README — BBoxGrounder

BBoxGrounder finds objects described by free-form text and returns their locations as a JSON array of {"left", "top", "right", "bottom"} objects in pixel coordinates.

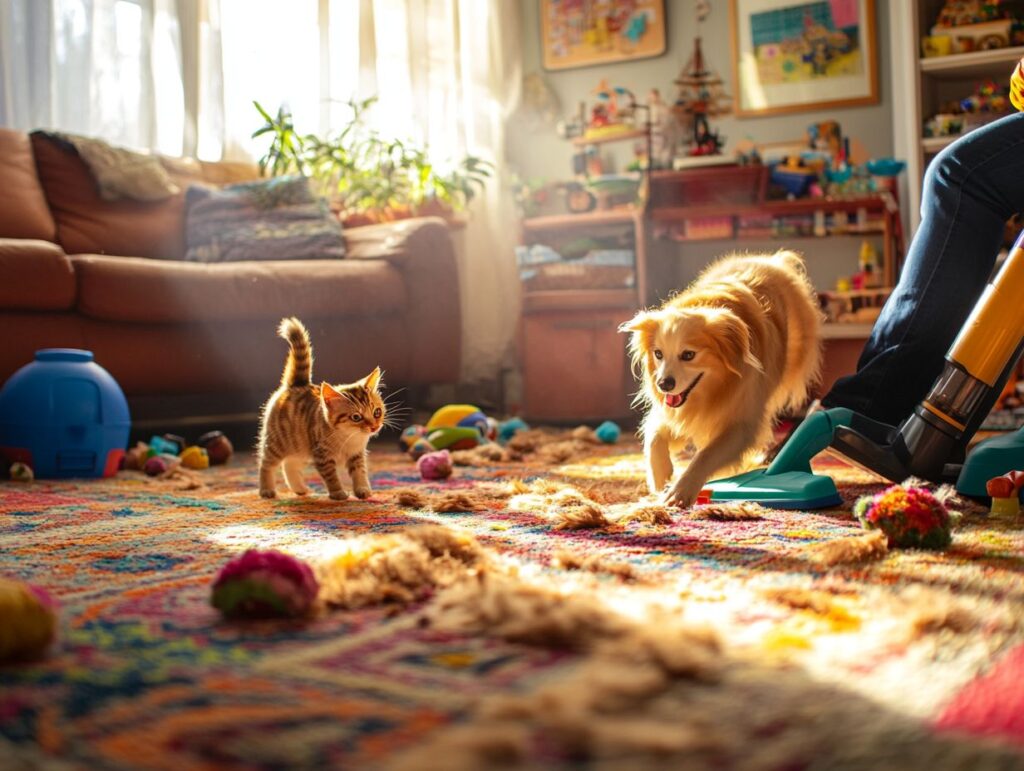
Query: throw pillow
[{"left": 184, "top": 175, "right": 345, "bottom": 262}]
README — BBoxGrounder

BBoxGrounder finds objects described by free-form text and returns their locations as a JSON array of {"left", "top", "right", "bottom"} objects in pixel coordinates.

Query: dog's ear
[
  {"left": 618, "top": 309, "right": 659, "bottom": 335},
  {"left": 619, "top": 310, "right": 660, "bottom": 378},
  {"left": 705, "top": 310, "right": 763, "bottom": 376}
]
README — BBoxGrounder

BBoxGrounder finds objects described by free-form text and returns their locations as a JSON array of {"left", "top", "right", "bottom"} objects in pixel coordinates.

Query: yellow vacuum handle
[
  {"left": 948, "top": 234, "right": 1024, "bottom": 386},
  {"left": 1012, "top": 58, "right": 1024, "bottom": 112}
]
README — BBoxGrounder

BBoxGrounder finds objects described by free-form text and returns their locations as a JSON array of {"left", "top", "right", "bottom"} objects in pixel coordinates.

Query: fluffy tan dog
[{"left": 620, "top": 251, "right": 822, "bottom": 508}]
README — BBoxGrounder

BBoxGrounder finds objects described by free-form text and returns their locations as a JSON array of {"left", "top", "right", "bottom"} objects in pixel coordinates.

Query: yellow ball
[{"left": 0, "top": 578, "right": 57, "bottom": 661}]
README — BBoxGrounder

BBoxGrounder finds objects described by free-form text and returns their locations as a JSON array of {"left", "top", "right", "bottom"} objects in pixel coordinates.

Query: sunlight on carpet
[{"left": 2, "top": 432, "right": 1024, "bottom": 769}]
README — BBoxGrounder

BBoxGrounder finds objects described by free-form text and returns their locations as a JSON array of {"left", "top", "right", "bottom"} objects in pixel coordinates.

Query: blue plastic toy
[
  {"left": 0, "top": 349, "right": 130, "bottom": 478},
  {"left": 498, "top": 417, "right": 530, "bottom": 445}
]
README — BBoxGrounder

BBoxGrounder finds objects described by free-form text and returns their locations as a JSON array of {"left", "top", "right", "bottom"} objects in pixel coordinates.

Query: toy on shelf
[
  {"left": 928, "top": 1, "right": 1012, "bottom": 54},
  {"left": 211, "top": 549, "right": 319, "bottom": 619},
  {"left": 986, "top": 470, "right": 1024, "bottom": 515},
  {"left": 672, "top": 36, "right": 730, "bottom": 157},
  {"left": 854, "top": 485, "right": 953, "bottom": 549},
  {"left": 0, "top": 349, "right": 130, "bottom": 479}
]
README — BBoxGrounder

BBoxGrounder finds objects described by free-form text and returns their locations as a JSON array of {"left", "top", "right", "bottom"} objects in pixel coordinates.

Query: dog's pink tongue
[{"left": 665, "top": 393, "right": 683, "bottom": 408}]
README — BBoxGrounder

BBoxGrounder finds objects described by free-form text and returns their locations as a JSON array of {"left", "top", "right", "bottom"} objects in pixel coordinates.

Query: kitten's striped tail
[{"left": 278, "top": 317, "right": 312, "bottom": 387}]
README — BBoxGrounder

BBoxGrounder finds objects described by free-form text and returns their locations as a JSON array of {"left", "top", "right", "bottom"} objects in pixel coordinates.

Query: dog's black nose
[{"left": 657, "top": 376, "right": 675, "bottom": 392}]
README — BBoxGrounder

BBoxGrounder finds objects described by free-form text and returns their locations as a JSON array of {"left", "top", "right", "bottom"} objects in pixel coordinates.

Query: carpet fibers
[{"left": 2, "top": 434, "right": 1024, "bottom": 770}]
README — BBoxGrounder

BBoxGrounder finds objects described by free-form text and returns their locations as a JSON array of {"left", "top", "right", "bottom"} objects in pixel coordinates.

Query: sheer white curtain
[
  {"left": 0, "top": 0, "right": 521, "bottom": 384},
  {"left": 0, "top": 0, "right": 190, "bottom": 155},
  {"left": 210, "top": 0, "right": 522, "bottom": 384}
]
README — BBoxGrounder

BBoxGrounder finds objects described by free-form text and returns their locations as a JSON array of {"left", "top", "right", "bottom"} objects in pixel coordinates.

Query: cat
[{"left": 258, "top": 317, "right": 386, "bottom": 500}]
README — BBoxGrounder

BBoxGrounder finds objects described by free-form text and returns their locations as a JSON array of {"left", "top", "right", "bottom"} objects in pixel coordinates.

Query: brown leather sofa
[{"left": 0, "top": 129, "right": 461, "bottom": 423}]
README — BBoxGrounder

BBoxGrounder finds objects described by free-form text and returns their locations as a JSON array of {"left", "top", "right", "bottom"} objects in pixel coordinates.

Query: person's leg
[{"left": 822, "top": 112, "right": 1024, "bottom": 426}]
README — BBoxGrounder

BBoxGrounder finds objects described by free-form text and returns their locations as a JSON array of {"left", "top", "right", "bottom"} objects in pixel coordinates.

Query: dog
[{"left": 620, "top": 251, "right": 822, "bottom": 508}]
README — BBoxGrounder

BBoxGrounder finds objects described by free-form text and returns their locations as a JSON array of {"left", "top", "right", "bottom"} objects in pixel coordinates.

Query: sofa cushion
[
  {"left": 30, "top": 132, "right": 201, "bottom": 260},
  {"left": 0, "top": 239, "right": 76, "bottom": 311},
  {"left": 0, "top": 130, "right": 58, "bottom": 241},
  {"left": 184, "top": 176, "right": 345, "bottom": 262},
  {"left": 70, "top": 254, "right": 406, "bottom": 323}
]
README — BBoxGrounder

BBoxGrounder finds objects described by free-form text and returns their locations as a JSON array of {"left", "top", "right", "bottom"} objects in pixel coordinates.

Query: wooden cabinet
[
  {"left": 520, "top": 299, "right": 634, "bottom": 422},
  {"left": 517, "top": 210, "right": 643, "bottom": 422}
]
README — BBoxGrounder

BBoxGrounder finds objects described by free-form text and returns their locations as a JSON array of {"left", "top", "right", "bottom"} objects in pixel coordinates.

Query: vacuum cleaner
[{"left": 705, "top": 229, "right": 1024, "bottom": 508}]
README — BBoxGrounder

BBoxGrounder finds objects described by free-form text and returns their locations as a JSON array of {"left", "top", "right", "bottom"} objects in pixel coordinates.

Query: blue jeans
[{"left": 822, "top": 112, "right": 1024, "bottom": 434}]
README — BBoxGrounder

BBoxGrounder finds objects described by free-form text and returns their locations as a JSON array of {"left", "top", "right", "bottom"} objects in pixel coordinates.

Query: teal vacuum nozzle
[{"left": 703, "top": 408, "right": 853, "bottom": 509}]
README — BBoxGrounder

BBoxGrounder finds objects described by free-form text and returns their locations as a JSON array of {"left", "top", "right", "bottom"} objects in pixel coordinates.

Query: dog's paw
[
  {"left": 662, "top": 477, "right": 704, "bottom": 509},
  {"left": 354, "top": 485, "right": 372, "bottom": 500},
  {"left": 259, "top": 488, "right": 277, "bottom": 499}
]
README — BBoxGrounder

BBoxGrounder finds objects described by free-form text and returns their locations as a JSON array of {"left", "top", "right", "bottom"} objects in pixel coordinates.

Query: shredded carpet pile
[{"left": 2, "top": 433, "right": 1024, "bottom": 770}]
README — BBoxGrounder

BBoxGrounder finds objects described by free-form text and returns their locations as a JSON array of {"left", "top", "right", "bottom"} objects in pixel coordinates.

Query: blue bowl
[{"left": 866, "top": 158, "right": 906, "bottom": 177}]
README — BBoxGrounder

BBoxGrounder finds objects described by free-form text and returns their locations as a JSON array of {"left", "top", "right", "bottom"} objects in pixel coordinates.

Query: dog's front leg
[
  {"left": 664, "top": 425, "right": 757, "bottom": 508},
  {"left": 645, "top": 429, "right": 674, "bottom": 495}
]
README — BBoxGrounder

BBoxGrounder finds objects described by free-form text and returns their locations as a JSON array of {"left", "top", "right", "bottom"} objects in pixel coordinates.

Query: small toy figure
[
  {"left": 672, "top": 36, "right": 730, "bottom": 157},
  {"left": 986, "top": 470, "right": 1024, "bottom": 515}
]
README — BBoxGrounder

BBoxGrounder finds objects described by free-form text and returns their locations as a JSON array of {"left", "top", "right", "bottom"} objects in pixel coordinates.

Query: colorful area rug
[{"left": 2, "top": 435, "right": 1024, "bottom": 770}]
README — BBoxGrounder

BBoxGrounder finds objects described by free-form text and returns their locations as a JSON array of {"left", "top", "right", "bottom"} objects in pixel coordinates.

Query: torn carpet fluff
[
  {"left": 392, "top": 488, "right": 491, "bottom": 512},
  {"left": 397, "top": 565, "right": 1024, "bottom": 771},
  {"left": 316, "top": 525, "right": 485, "bottom": 609},
  {"left": 804, "top": 529, "right": 888, "bottom": 566},
  {"left": 552, "top": 550, "right": 638, "bottom": 581},
  {"left": 506, "top": 480, "right": 612, "bottom": 530},
  {"left": 618, "top": 501, "right": 676, "bottom": 525},
  {"left": 684, "top": 501, "right": 767, "bottom": 521}
]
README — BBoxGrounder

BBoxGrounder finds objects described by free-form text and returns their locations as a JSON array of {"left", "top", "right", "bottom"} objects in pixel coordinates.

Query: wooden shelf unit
[{"left": 515, "top": 164, "right": 904, "bottom": 419}]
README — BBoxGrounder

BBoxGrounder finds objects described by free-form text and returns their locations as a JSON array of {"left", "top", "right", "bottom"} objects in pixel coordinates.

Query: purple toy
[
  {"left": 417, "top": 449, "right": 453, "bottom": 481},
  {"left": 211, "top": 549, "right": 319, "bottom": 618}
]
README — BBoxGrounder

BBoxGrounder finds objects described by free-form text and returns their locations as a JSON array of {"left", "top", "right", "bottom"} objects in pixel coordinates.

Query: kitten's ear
[
  {"left": 320, "top": 382, "right": 344, "bottom": 413},
  {"left": 362, "top": 366, "right": 382, "bottom": 391}
]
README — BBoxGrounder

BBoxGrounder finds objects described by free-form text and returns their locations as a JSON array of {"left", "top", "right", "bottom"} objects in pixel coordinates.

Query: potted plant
[{"left": 252, "top": 98, "right": 492, "bottom": 226}]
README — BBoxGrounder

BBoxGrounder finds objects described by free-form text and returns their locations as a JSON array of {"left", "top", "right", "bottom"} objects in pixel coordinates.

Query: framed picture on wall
[
  {"left": 540, "top": 0, "right": 667, "bottom": 71},
  {"left": 729, "top": 0, "right": 878, "bottom": 117}
]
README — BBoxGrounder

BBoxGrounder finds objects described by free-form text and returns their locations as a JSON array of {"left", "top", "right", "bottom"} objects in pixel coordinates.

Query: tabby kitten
[{"left": 258, "top": 317, "right": 386, "bottom": 500}]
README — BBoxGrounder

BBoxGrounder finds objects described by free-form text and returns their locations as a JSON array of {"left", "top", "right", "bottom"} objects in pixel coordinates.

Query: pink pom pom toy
[
  {"left": 417, "top": 449, "right": 453, "bottom": 481},
  {"left": 211, "top": 549, "right": 319, "bottom": 618}
]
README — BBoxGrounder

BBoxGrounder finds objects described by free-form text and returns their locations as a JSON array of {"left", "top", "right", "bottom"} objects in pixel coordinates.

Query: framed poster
[
  {"left": 541, "top": 0, "right": 667, "bottom": 71},
  {"left": 730, "top": 0, "right": 878, "bottom": 117}
]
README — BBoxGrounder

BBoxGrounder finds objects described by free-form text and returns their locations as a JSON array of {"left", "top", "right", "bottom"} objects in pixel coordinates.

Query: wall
[{"left": 508, "top": 0, "right": 893, "bottom": 183}]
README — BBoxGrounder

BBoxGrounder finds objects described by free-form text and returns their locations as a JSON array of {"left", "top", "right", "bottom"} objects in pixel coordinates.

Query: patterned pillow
[{"left": 184, "top": 175, "right": 345, "bottom": 262}]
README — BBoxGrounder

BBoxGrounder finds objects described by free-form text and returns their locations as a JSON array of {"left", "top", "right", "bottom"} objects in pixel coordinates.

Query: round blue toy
[
  {"left": 0, "top": 349, "right": 130, "bottom": 478},
  {"left": 595, "top": 420, "right": 621, "bottom": 444}
]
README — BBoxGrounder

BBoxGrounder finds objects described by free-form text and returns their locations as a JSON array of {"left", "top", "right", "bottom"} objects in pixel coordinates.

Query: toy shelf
[
  {"left": 919, "top": 45, "right": 1024, "bottom": 78},
  {"left": 520, "top": 206, "right": 641, "bottom": 233},
  {"left": 571, "top": 128, "right": 648, "bottom": 146}
]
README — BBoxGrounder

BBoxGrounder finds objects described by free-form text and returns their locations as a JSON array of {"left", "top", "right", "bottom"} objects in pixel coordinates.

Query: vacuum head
[{"left": 704, "top": 408, "right": 853, "bottom": 509}]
